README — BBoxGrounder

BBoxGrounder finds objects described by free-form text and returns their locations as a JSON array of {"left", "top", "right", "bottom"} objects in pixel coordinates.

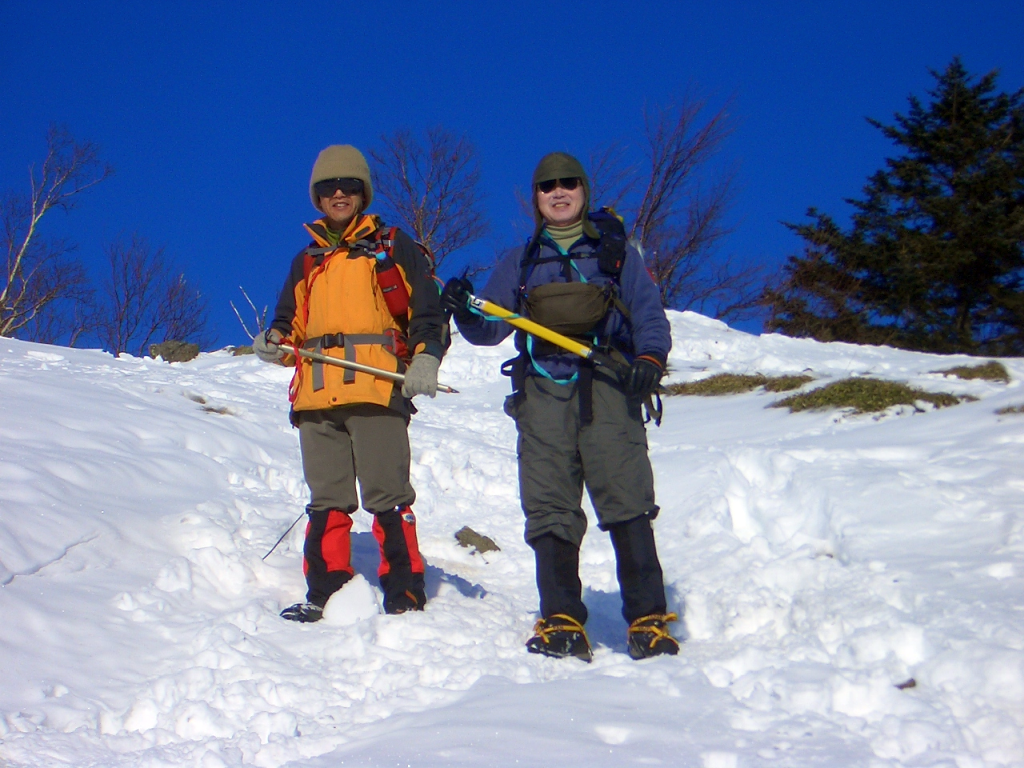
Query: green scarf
[
  {"left": 544, "top": 220, "right": 584, "bottom": 254},
  {"left": 321, "top": 226, "right": 342, "bottom": 246}
]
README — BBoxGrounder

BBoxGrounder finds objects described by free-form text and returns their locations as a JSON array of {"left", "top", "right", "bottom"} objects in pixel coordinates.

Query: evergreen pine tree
[{"left": 764, "top": 58, "right": 1024, "bottom": 354}]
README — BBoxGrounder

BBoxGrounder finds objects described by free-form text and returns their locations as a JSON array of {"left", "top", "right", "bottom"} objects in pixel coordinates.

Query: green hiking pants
[
  {"left": 297, "top": 404, "right": 415, "bottom": 514},
  {"left": 507, "top": 370, "right": 658, "bottom": 548}
]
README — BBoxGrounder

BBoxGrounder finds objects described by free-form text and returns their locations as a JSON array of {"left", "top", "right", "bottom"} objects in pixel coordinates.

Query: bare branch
[
  {"left": 587, "top": 142, "right": 640, "bottom": 212},
  {"left": 159, "top": 273, "right": 211, "bottom": 350},
  {"left": 590, "top": 97, "right": 764, "bottom": 320},
  {"left": 512, "top": 185, "right": 536, "bottom": 238},
  {"left": 94, "top": 234, "right": 209, "bottom": 356},
  {"left": 370, "top": 127, "right": 489, "bottom": 270},
  {"left": 1, "top": 126, "right": 111, "bottom": 340},
  {"left": 631, "top": 98, "right": 733, "bottom": 247},
  {"left": 229, "top": 286, "right": 267, "bottom": 340},
  {"left": 95, "top": 235, "right": 161, "bottom": 354}
]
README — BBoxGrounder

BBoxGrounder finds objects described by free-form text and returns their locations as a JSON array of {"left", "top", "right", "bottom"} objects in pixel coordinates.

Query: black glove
[
  {"left": 626, "top": 355, "right": 664, "bottom": 397},
  {"left": 440, "top": 277, "right": 475, "bottom": 323}
]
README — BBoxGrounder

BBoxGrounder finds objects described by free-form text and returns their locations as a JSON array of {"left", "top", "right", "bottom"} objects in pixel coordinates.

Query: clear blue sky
[{"left": 2, "top": 1, "right": 1022, "bottom": 346}]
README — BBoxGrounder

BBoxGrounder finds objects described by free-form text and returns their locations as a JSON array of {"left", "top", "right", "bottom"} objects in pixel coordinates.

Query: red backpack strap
[
  {"left": 299, "top": 246, "right": 335, "bottom": 330},
  {"left": 302, "top": 244, "right": 335, "bottom": 280},
  {"left": 373, "top": 226, "right": 399, "bottom": 255}
]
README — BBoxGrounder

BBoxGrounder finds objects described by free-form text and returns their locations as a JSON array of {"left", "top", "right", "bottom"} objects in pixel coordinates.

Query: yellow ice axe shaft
[
  {"left": 467, "top": 294, "right": 628, "bottom": 377},
  {"left": 294, "top": 347, "right": 459, "bottom": 394}
]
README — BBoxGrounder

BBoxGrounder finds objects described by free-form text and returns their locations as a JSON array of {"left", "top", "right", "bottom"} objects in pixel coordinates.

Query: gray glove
[
  {"left": 401, "top": 353, "right": 440, "bottom": 398},
  {"left": 253, "top": 328, "right": 285, "bottom": 363}
]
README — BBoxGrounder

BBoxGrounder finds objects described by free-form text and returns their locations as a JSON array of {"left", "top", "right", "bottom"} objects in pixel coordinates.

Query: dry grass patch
[
  {"left": 764, "top": 375, "right": 817, "bottom": 392},
  {"left": 201, "top": 405, "right": 233, "bottom": 415},
  {"left": 664, "top": 373, "right": 813, "bottom": 397},
  {"left": 772, "top": 377, "right": 971, "bottom": 414},
  {"left": 995, "top": 404, "right": 1024, "bottom": 415},
  {"left": 933, "top": 360, "right": 1010, "bottom": 383}
]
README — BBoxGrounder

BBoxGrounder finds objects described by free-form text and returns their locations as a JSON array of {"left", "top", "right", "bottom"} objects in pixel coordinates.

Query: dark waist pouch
[{"left": 523, "top": 282, "right": 612, "bottom": 337}]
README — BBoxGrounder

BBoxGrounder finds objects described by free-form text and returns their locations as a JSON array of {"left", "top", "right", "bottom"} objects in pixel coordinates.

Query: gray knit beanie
[
  {"left": 309, "top": 145, "right": 373, "bottom": 212},
  {"left": 531, "top": 152, "right": 598, "bottom": 240}
]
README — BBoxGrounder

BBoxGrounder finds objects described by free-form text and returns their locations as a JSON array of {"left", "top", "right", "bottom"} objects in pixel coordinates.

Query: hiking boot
[
  {"left": 385, "top": 589, "right": 425, "bottom": 615},
  {"left": 627, "top": 613, "right": 680, "bottom": 659},
  {"left": 280, "top": 602, "right": 324, "bottom": 623},
  {"left": 526, "top": 614, "right": 593, "bottom": 662},
  {"left": 374, "top": 507, "right": 427, "bottom": 615}
]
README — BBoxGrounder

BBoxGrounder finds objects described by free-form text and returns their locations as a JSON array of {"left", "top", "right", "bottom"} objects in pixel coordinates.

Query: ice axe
[
  {"left": 293, "top": 347, "right": 459, "bottom": 394},
  {"left": 466, "top": 293, "right": 630, "bottom": 379},
  {"left": 465, "top": 293, "right": 663, "bottom": 424}
]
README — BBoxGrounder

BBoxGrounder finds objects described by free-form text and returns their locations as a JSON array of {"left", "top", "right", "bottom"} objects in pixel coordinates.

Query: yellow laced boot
[
  {"left": 526, "top": 613, "right": 593, "bottom": 662},
  {"left": 627, "top": 612, "right": 679, "bottom": 659}
]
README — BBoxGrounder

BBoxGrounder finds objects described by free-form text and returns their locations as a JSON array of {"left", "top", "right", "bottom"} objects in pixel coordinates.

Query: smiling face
[
  {"left": 536, "top": 180, "right": 585, "bottom": 228},
  {"left": 319, "top": 189, "right": 364, "bottom": 231}
]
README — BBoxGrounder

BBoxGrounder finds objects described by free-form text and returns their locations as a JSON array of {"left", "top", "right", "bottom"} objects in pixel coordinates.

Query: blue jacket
[{"left": 455, "top": 228, "right": 672, "bottom": 380}]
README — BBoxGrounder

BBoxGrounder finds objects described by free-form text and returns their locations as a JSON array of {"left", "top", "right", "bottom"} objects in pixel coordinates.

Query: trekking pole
[
  {"left": 293, "top": 347, "right": 459, "bottom": 394},
  {"left": 263, "top": 511, "right": 305, "bottom": 560},
  {"left": 466, "top": 294, "right": 630, "bottom": 379}
]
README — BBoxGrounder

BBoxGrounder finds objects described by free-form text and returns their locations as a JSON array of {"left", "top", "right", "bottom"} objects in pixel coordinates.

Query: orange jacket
[{"left": 270, "top": 214, "right": 446, "bottom": 413}]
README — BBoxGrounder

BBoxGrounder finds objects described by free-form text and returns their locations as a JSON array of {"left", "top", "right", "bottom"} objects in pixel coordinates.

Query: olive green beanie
[
  {"left": 308, "top": 145, "right": 373, "bottom": 212},
  {"left": 531, "top": 152, "right": 599, "bottom": 240}
]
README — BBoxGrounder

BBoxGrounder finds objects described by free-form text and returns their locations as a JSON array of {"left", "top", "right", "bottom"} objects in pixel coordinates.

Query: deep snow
[{"left": 1, "top": 312, "right": 1023, "bottom": 767}]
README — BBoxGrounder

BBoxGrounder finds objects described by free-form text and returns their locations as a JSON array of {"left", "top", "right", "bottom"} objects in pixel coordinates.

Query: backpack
[
  {"left": 503, "top": 208, "right": 646, "bottom": 424},
  {"left": 513, "top": 207, "right": 632, "bottom": 358},
  {"left": 516, "top": 207, "right": 627, "bottom": 300}
]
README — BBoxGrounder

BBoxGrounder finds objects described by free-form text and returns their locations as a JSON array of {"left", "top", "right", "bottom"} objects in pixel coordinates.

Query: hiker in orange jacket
[{"left": 254, "top": 145, "right": 446, "bottom": 621}]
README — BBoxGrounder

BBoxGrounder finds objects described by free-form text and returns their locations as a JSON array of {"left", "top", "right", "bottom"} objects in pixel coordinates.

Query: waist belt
[{"left": 303, "top": 333, "right": 394, "bottom": 390}]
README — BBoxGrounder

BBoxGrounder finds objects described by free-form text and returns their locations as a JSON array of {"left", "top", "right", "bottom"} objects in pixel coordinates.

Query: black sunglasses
[
  {"left": 313, "top": 177, "right": 365, "bottom": 198},
  {"left": 536, "top": 177, "right": 581, "bottom": 194}
]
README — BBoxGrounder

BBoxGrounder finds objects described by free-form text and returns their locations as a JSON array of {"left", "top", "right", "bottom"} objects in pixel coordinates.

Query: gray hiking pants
[
  {"left": 507, "top": 371, "right": 657, "bottom": 548},
  {"left": 297, "top": 405, "right": 415, "bottom": 514}
]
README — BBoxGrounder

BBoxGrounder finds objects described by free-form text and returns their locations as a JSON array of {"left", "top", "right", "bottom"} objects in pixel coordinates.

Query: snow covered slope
[{"left": 1, "top": 312, "right": 1023, "bottom": 767}]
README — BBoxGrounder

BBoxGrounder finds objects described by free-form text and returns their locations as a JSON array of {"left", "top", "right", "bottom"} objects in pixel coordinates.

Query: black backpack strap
[
  {"left": 500, "top": 351, "right": 528, "bottom": 407},
  {"left": 517, "top": 237, "right": 541, "bottom": 310},
  {"left": 520, "top": 210, "right": 627, "bottom": 298},
  {"left": 518, "top": 235, "right": 583, "bottom": 303},
  {"left": 512, "top": 213, "right": 633, "bottom": 415},
  {"left": 578, "top": 361, "right": 595, "bottom": 425}
]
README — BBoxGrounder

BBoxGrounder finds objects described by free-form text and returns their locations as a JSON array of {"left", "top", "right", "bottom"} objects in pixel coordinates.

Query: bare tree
[
  {"left": 370, "top": 127, "right": 489, "bottom": 270},
  {"left": 599, "top": 99, "right": 766, "bottom": 322},
  {"left": 1, "top": 126, "right": 111, "bottom": 340},
  {"left": 629, "top": 100, "right": 730, "bottom": 245},
  {"left": 639, "top": 170, "right": 741, "bottom": 311},
  {"left": 587, "top": 142, "right": 639, "bottom": 212},
  {"left": 160, "top": 272, "right": 211, "bottom": 346},
  {"left": 95, "top": 234, "right": 209, "bottom": 356},
  {"left": 17, "top": 280, "right": 94, "bottom": 346}
]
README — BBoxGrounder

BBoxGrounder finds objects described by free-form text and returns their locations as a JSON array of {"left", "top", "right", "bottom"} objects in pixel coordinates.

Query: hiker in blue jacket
[{"left": 441, "top": 152, "right": 680, "bottom": 661}]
